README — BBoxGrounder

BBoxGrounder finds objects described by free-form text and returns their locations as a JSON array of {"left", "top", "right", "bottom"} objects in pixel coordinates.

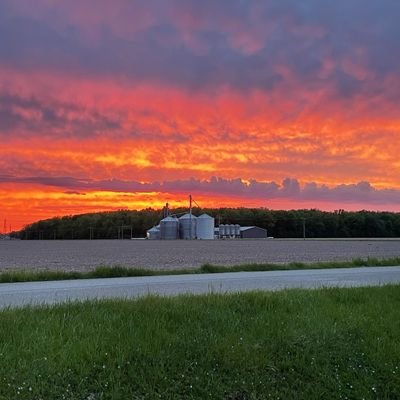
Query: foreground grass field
[
  {"left": 2, "top": 256, "right": 400, "bottom": 283},
  {"left": 0, "top": 286, "right": 399, "bottom": 399}
]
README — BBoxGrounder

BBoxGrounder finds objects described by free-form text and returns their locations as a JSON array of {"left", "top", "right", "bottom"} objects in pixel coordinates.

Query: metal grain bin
[
  {"left": 179, "top": 213, "right": 197, "bottom": 239},
  {"left": 219, "top": 224, "right": 226, "bottom": 237},
  {"left": 196, "top": 213, "right": 215, "bottom": 239},
  {"left": 146, "top": 225, "right": 160, "bottom": 240},
  {"left": 234, "top": 224, "right": 240, "bottom": 237},
  {"left": 160, "top": 216, "right": 179, "bottom": 240}
]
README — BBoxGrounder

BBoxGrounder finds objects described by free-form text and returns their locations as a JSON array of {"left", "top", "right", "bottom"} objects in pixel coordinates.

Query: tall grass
[
  {"left": 0, "top": 285, "right": 399, "bottom": 399},
  {"left": 1, "top": 257, "right": 400, "bottom": 283}
]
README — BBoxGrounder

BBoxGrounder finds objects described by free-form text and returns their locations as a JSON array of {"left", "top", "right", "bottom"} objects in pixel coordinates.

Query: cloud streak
[{"left": 2, "top": 175, "right": 400, "bottom": 206}]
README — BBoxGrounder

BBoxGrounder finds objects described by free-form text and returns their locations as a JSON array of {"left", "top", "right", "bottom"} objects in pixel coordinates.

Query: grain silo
[
  {"left": 196, "top": 213, "right": 215, "bottom": 239},
  {"left": 160, "top": 216, "right": 179, "bottom": 240},
  {"left": 219, "top": 224, "right": 226, "bottom": 237},
  {"left": 234, "top": 224, "right": 240, "bottom": 237},
  {"left": 146, "top": 225, "right": 160, "bottom": 240},
  {"left": 179, "top": 213, "right": 197, "bottom": 239}
]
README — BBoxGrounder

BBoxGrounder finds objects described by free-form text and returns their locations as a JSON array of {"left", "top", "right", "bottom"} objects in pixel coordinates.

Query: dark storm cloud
[
  {"left": 0, "top": 93, "right": 123, "bottom": 137},
  {"left": 1, "top": 0, "right": 399, "bottom": 96},
  {"left": 2, "top": 174, "right": 400, "bottom": 206}
]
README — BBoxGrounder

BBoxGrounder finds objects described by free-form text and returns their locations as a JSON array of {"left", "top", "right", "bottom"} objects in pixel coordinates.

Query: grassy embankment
[
  {"left": 1, "top": 256, "right": 400, "bottom": 283},
  {"left": 0, "top": 285, "right": 399, "bottom": 399}
]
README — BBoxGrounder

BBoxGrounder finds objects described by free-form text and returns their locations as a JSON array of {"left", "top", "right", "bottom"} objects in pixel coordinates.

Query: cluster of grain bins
[
  {"left": 218, "top": 224, "right": 241, "bottom": 238},
  {"left": 147, "top": 214, "right": 268, "bottom": 240},
  {"left": 147, "top": 213, "right": 215, "bottom": 240}
]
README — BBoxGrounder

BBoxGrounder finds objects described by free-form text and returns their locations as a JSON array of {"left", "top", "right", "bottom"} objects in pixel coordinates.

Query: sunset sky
[{"left": 1, "top": 0, "right": 400, "bottom": 230}]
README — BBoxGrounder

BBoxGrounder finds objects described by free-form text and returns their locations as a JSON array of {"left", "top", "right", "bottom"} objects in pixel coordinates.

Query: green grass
[
  {"left": 0, "top": 285, "right": 399, "bottom": 399},
  {"left": 199, "top": 256, "right": 400, "bottom": 273},
  {"left": 1, "top": 256, "right": 400, "bottom": 283}
]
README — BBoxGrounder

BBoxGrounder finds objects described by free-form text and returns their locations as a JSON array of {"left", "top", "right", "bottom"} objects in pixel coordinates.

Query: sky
[{"left": 1, "top": 0, "right": 400, "bottom": 230}]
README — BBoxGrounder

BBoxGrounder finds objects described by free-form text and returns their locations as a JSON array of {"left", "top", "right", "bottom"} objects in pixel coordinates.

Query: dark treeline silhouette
[{"left": 12, "top": 208, "right": 400, "bottom": 240}]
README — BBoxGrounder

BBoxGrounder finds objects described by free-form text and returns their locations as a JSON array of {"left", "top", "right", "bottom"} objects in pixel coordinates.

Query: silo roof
[
  {"left": 198, "top": 213, "right": 213, "bottom": 219},
  {"left": 179, "top": 213, "right": 197, "bottom": 219},
  {"left": 161, "top": 216, "right": 178, "bottom": 222}
]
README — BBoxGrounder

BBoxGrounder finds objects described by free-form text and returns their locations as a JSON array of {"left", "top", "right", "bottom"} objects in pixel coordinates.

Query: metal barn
[{"left": 240, "top": 226, "right": 267, "bottom": 239}]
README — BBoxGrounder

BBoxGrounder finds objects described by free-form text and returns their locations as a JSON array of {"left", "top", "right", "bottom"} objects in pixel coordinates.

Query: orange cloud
[{"left": 1, "top": 61, "right": 400, "bottom": 229}]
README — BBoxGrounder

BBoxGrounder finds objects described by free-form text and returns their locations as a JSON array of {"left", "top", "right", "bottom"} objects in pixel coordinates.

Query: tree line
[{"left": 12, "top": 208, "right": 400, "bottom": 239}]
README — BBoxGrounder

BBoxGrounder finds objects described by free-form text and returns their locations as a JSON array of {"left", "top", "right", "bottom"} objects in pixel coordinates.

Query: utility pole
[
  {"left": 118, "top": 225, "right": 126, "bottom": 239},
  {"left": 302, "top": 218, "right": 306, "bottom": 240},
  {"left": 189, "top": 194, "right": 192, "bottom": 240}
]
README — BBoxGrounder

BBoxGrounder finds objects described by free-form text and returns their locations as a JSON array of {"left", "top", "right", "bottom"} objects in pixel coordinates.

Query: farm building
[
  {"left": 146, "top": 196, "right": 267, "bottom": 240},
  {"left": 214, "top": 225, "right": 267, "bottom": 239},
  {"left": 239, "top": 226, "right": 268, "bottom": 239},
  {"left": 147, "top": 215, "right": 268, "bottom": 240}
]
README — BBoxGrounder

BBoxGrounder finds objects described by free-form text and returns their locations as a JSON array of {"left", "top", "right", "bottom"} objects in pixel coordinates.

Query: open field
[
  {"left": 1, "top": 239, "right": 400, "bottom": 272},
  {"left": 0, "top": 286, "right": 399, "bottom": 399}
]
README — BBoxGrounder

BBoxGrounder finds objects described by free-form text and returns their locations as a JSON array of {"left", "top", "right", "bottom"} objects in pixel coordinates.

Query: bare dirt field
[{"left": 1, "top": 239, "right": 400, "bottom": 272}]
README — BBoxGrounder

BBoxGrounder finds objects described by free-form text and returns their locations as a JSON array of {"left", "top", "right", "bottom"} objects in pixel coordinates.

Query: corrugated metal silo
[
  {"left": 224, "top": 224, "right": 229, "bottom": 236},
  {"left": 146, "top": 225, "right": 160, "bottom": 240},
  {"left": 196, "top": 213, "right": 215, "bottom": 239},
  {"left": 219, "top": 224, "right": 226, "bottom": 237},
  {"left": 234, "top": 224, "right": 240, "bottom": 237},
  {"left": 179, "top": 213, "right": 197, "bottom": 239},
  {"left": 160, "top": 216, "right": 179, "bottom": 240},
  {"left": 229, "top": 224, "right": 235, "bottom": 236}
]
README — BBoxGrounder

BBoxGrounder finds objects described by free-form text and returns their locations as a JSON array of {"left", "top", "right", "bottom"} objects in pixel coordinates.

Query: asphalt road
[{"left": 1, "top": 266, "right": 400, "bottom": 308}]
